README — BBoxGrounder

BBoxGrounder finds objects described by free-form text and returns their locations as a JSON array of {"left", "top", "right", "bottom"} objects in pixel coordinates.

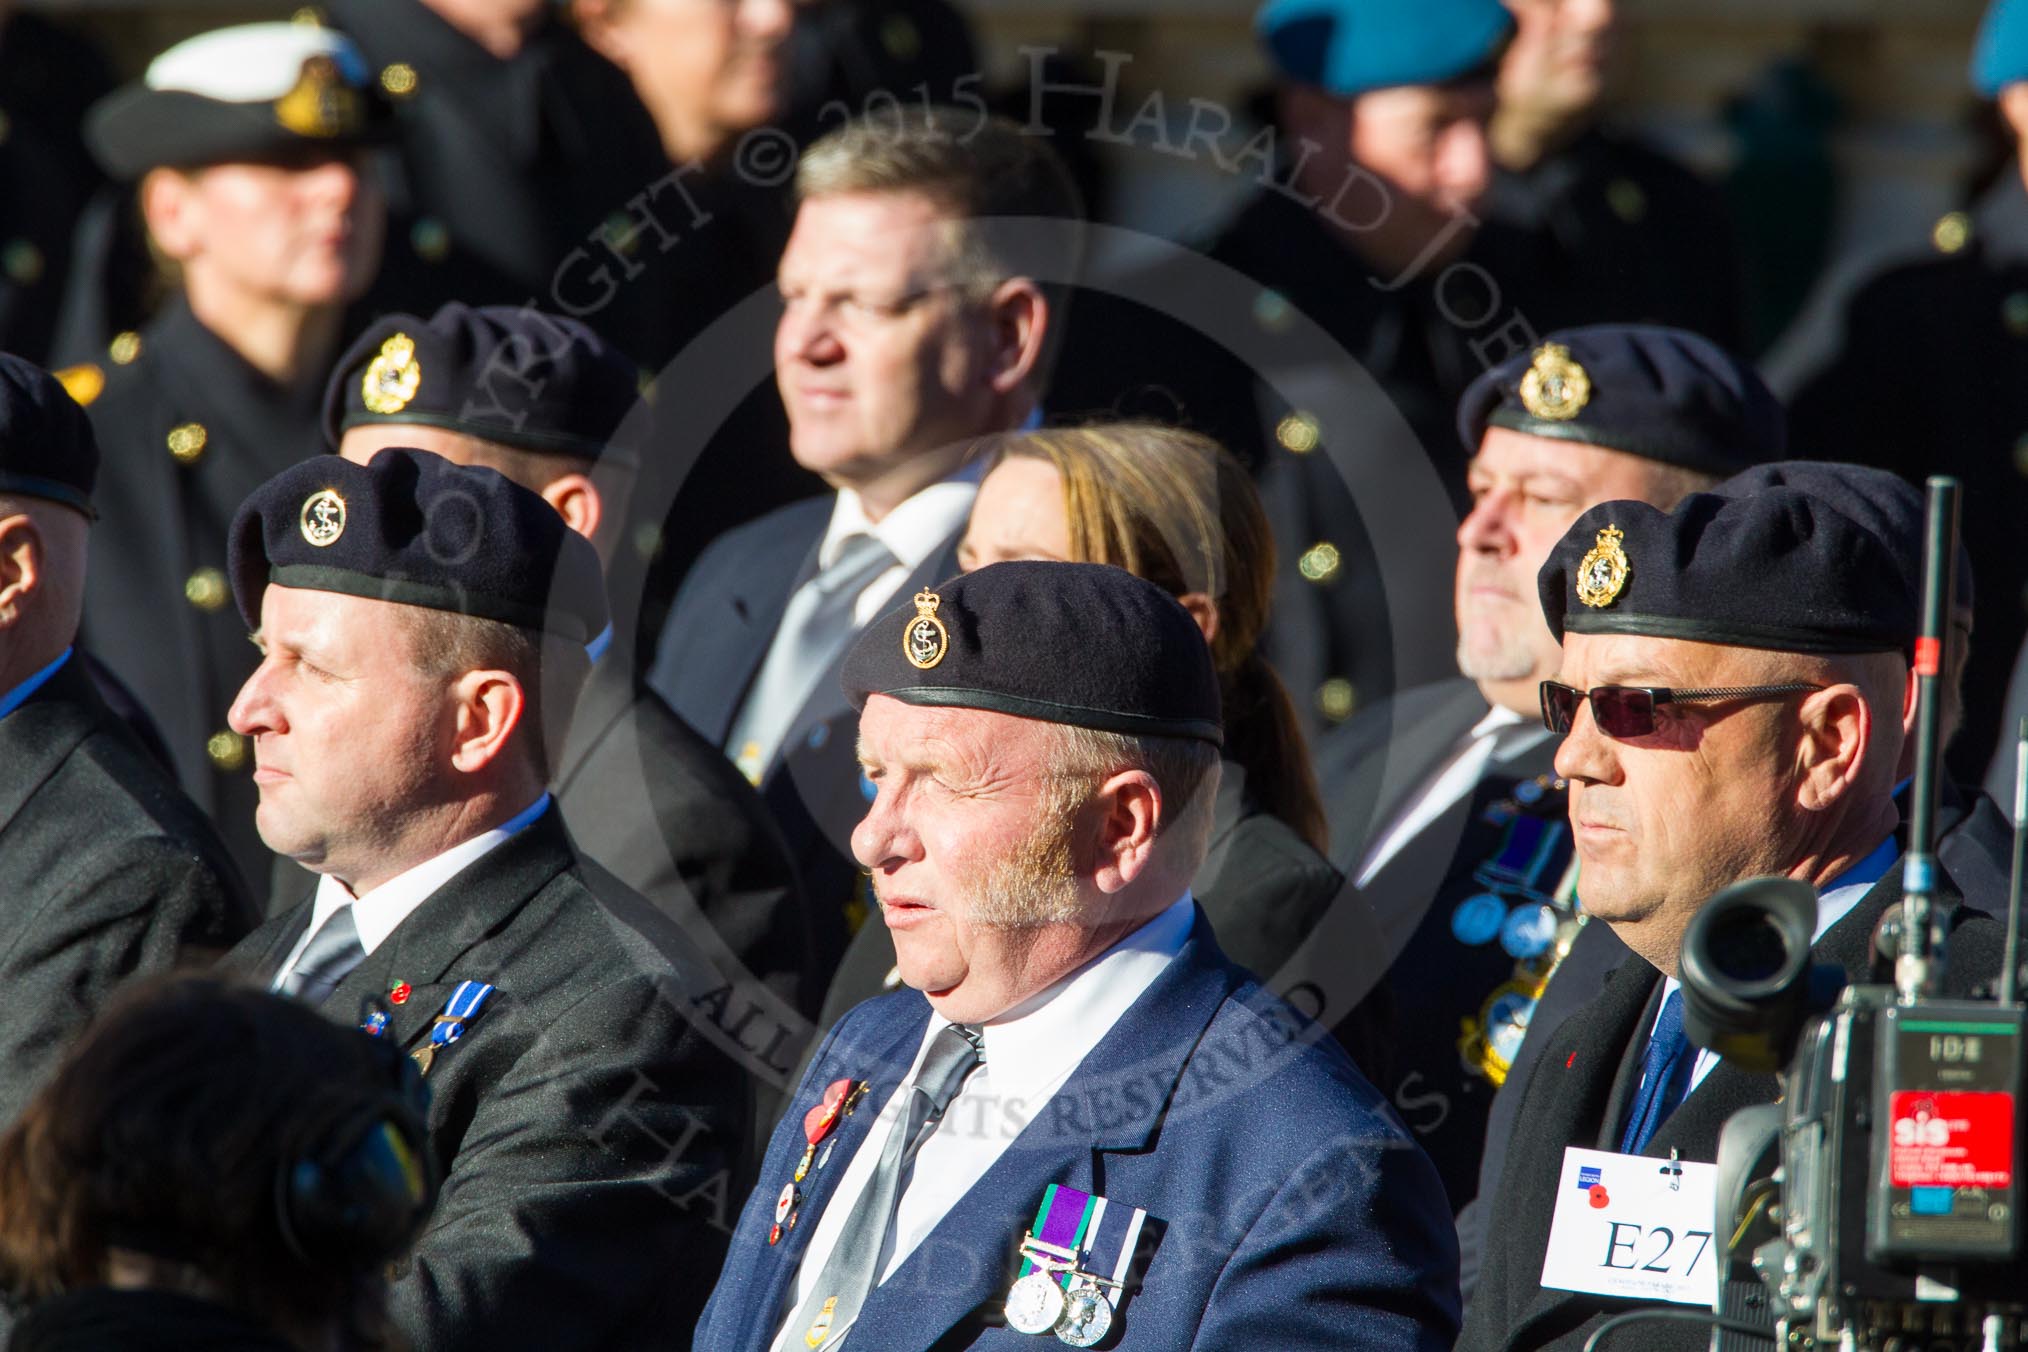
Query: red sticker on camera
[{"left": 1888, "top": 1091, "right": 2015, "bottom": 1188}]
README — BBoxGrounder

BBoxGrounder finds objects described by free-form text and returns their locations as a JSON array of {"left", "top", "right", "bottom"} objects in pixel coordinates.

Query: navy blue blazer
[{"left": 695, "top": 909, "right": 1461, "bottom": 1352}]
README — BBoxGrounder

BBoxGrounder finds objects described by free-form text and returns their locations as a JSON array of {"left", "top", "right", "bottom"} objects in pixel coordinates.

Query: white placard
[{"left": 1539, "top": 1146, "right": 1721, "bottom": 1307}]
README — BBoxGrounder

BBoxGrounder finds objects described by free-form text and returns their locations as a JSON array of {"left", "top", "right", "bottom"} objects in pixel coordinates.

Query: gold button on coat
[
  {"left": 185, "top": 567, "right": 229, "bottom": 612},
  {"left": 167, "top": 423, "right": 208, "bottom": 464},
  {"left": 207, "top": 730, "right": 248, "bottom": 772}
]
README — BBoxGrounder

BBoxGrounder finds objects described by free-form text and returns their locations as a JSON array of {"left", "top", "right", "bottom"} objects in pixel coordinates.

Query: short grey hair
[{"left": 1048, "top": 725, "right": 1222, "bottom": 868}]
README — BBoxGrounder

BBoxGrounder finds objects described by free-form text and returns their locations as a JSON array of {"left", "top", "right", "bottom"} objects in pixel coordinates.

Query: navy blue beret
[
  {"left": 842, "top": 561, "right": 1223, "bottom": 746},
  {"left": 1257, "top": 0, "right": 1512, "bottom": 96},
  {"left": 1458, "top": 325, "right": 1783, "bottom": 476},
  {"left": 87, "top": 24, "right": 385, "bottom": 180},
  {"left": 228, "top": 449, "right": 608, "bottom": 643},
  {"left": 0, "top": 355, "right": 97, "bottom": 517},
  {"left": 1714, "top": 461, "right": 1974, "bottom": 616},
  {"left": 1538, "top": 489, "right": 1915, "bottom": 655},
  {"left": 1974, "top": 0, "right": 2028, "bottom": 96},
  {"left": 326, "top": 304, "right": 643, "bottom": 464}
]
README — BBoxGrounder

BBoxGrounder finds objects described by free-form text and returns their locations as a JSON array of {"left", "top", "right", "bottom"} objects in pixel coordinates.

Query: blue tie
[{"left": 1620, "top": 990, "right": 1694, "bottom": 1154}]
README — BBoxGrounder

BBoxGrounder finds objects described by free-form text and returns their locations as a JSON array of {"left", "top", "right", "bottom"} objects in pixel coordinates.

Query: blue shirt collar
[
  {"left": 0, "top": 647, "right": 72, "bottom": 722},
  {"left": 500, "top": 792, "right": 552, "bottom": 837}
]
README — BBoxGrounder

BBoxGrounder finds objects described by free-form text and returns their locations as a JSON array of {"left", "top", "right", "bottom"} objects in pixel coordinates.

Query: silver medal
[
  {"left": 1054, "top": 1277, "right": 1112, "bottom": 1347},
  {"left": 1003, "top": 1271, "right": 1066, "bottom": 1335}
]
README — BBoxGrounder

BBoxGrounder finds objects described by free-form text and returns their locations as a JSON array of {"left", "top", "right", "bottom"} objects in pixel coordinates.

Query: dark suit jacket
[
  {"left": 1458, "top": 869, "right": 2010, "bottom": 1352},
  {"left": 647, "top": 494, "right": 963, "bottom": 949},
  {"left": 696, "top": 908, "right": 1461, "bottom": 1352},
  {"left": 1302, "top": 678, "right": 1568, "bottom": 1207},
  {"left": 556, "top": 652, "right": 820, "bottom": 1020},
  {"left": 228, "top": 811, "right": 754, "bottom": 1351},
  {"left": 0, "top": 654, "right": 254, "bottom": 1127}
]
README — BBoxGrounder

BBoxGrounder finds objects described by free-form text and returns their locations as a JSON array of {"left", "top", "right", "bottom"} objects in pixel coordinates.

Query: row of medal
[
  {"left": 1004, "top": 1234, "right": 1120, "bottom": 1348},
  {"left": 771, "top": 1076, "right": 870, "bottom": 1245}
]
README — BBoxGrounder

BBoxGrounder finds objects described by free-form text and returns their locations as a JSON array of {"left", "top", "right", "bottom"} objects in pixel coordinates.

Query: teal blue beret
[
  {"left": 1973, "top": 0, "right": 2028, "bottom": 96},
  {"left": 1257, "top": 0, "right": 1513, "bottom": 96}
]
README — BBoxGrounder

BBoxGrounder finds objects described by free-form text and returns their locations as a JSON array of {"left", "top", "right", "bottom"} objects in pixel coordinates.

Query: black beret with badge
[
  {"left": 1538, "top": 489, "right": 1917, "bottom": 655},
  {"left": 842, "top": 561, "right": 1223, "bottom": 745},
  {"left": 86, "top": 22, "right": 383, "bottom": 180},
  {"left": 1458, "top": 324, "right": 1784, "bottom": 476},
  {"left": 228, "top": 448, "right": 608, "bottom": 643},
  {"left": 1713, "top": 460, "right": 1974, "bottom": 615},
  {"left": 326, "top": 304, "right": 644, "bottom": 464},
  {"left": 0, "top": 354, "right": 99, "bottom": 518}
]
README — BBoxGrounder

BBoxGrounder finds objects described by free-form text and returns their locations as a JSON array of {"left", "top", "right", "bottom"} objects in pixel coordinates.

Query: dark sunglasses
[{"left": 1539, "top": 680, "right": 1826, "bottom": 738}]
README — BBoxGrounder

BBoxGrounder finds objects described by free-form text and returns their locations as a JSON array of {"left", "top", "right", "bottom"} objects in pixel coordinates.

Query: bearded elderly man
[
  {"left": 695, "top": 562, "right": 1459, "bottom": 1352},
  {"left": 220, "top": 449, "right": 750, "bottom": 1351},
  {"left": 1460, "top": 489, "right": 2011, "bottom": 1352}
]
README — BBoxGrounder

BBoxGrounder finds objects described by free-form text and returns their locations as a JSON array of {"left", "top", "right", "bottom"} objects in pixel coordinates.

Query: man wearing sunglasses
[
  {"left": 1296, "top": 324, "right": 1779, "bottom": 1225},
  {"left": 1460, "top": 486, "right": 2012, "bottom": 1352}
]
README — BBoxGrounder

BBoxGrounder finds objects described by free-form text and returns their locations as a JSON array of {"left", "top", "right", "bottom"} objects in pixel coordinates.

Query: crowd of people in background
[{"left": 0, "top": 0, "right": 2025, "bottom": 1348}]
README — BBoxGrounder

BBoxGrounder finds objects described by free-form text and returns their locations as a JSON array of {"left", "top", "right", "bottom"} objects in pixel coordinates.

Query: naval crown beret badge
[
  {"left": 299, "top": 488, "right": 346, "bottom": 547},
  {"left": 361, "top": 332, "right": 422, "bottom": 415},
  {"left": 1519, "top": 342, "right": 1591, "bottom": 422},
  {"left": 1575, "top": 525, "right": 1629, "bottom": 608},
  {"left": 905, "top": 587, "right": 948, "bottom": 669},
  {"left": 274, "top": 54, "right": 358, "bottom": 138}
]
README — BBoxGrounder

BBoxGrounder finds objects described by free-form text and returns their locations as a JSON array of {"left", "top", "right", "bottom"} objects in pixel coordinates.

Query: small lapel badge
[
  {"left": 904, "top": 588, "right": 949, "bottom": 669},
  {"left": 361, "top": 332, "right": 422, "bottom": 415},
  {"left": 389, "top": 981, "right": 412, "bottom": 1005},
  {"left": 1519, "top": 342, "right": 1592, "bottom": 422},
  {"left": 804, "top": 1295, "right": 837, "bottom": 1348},
  {"left": 1575, "top": 525, "right": 1630, "bottom": 609},
  {"left": 299, "top": 489, "right": 347, "bottom": 547}
]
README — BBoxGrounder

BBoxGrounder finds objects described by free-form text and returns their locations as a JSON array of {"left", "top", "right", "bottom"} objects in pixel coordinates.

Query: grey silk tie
[
  {"left": 788, "top": 1023, "right": 984, "bottom": 1349},
  {"left": 275, "top": 905, "right": 366, "bottom": 1008},
  {"left": 727, "top": 532, "right": 895, "bottom": 782}
]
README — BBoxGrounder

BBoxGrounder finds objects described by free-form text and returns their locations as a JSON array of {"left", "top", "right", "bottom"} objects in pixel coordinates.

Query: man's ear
[
  {"left": 447, "top": 668, "right": 526, "bottom": 774},
  {"left": 139, "top": 168, "right": 203, "bottom": 263},
  {"left": 0, "top": 513, "right": 43, "bottom": 628},
  {"left": 1089, "top": 768, "right": 1161, "bottom": 894},
  {"left": 570, "top": 0, "right": 631, "bottom": 67},
  {"left": 1795, "top": 683, "right": 1872, "bottom": 812},
  {"left": 1174, "top": 592, "right": 1220, "bottom": 646},
  {"left": 985, "top": 278, "right": 1048, "bottom": 398},
  {"left": 540, "top": 472, "right": 603, "bottom": 546}
]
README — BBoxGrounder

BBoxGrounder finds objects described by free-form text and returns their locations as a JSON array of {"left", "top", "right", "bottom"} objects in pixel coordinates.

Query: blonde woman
[{"left": 818, "top": 423, "right": 1383, "bottom": 1024}]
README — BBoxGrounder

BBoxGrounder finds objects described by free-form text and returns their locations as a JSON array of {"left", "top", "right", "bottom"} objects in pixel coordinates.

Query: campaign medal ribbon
[
  {"left": 410, "top": 980, "right": 495, "bottom": 1074},
  {"left": 1004, "top": 1184, "right": 1146, "bottom": 1344}
]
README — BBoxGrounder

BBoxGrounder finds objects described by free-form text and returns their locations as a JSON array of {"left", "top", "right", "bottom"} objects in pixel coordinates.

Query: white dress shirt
[
  {"left": 272, "top": 794, "right": 552, "bottom": 982},
  {"left": 1355, "top": 704, "right": 1551, "bottom": 888},
  {"left": 1649, "top": 833, "right": 1899, "bottom": 1099},
  {"left": 769, "top": 894, "right": 1196, "bottom": 1352},
  {"left": 818, "top": 468, "right": 982, "bottom": 629}
]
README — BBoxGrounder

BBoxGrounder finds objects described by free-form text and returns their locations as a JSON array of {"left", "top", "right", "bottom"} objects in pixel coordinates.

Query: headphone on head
[{"left": 273, "top": 1020, "right": 439, "bottom": 1268}]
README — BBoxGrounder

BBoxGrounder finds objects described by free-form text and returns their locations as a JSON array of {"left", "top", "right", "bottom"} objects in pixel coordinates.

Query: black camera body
[{"left": 1683, "top": 878, "right": 2026, "bottom": 1350}]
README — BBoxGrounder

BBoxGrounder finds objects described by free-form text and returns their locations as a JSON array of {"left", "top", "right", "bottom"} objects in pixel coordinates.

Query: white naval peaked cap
[{"left": 146, "top": 22, "right": 369, "bottom": 103}]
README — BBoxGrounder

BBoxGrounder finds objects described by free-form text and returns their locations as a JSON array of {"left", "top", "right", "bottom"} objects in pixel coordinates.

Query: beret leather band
[
  {"left": 267, "top": 563, "right": 588, "bottom": 645},
  {"left": 0, "top": 472, "right": 94, "bottom": 519},
  {"left": 1557, "top": 609, "right": 1907, "bottom": 656},
  {"left": 1482, "top": 405, "right": 1765, "bottom": 479},
  {"left": 878, "top": 684, "right": 1225, "bottom": 745}
]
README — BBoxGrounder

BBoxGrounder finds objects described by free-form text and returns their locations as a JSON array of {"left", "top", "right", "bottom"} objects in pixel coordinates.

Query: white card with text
[{"left": 1539, "top": 1146, "right": 1720, "bottom": 1307}]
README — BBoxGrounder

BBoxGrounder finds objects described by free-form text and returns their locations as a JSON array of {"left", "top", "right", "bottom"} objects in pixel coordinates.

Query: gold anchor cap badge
[{"left": 903, "top": 588, "right": 949, "bottom": 669}]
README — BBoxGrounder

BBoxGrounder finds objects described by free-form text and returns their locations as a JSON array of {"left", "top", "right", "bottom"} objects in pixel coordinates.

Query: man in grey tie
[
  {"left": 695, "top": 563, "right": 1460, "bottom": 1352},
  {"left": 222, "top": 449, "right": 751, "bottom": 1351},
  {"left": 647, "top": 107, "right": 1085, "bottom": 960}
]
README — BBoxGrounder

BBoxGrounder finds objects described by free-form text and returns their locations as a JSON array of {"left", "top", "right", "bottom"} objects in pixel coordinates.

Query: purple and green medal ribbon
[{"left": 1018, "top": 1183, "right": 1099, "bottom": 1288}]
